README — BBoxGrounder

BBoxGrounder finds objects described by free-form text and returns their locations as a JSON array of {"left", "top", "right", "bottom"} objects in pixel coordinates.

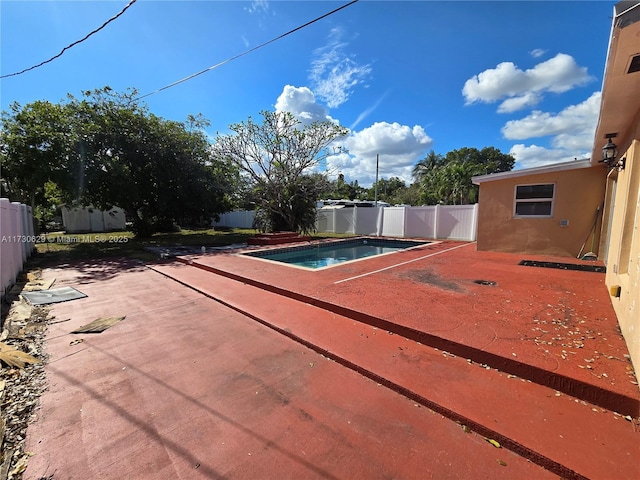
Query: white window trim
[{"left": 513, "top": 183, "right": 555, "bottom": 218}]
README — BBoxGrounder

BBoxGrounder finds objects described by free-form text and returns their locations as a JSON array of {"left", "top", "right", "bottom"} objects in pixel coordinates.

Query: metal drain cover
[
  {"left": 474, "top": 280, "right": 496, "bottom": 286},
  {"left": 518, "top": 260, "right": 605, "bottom": 273}
]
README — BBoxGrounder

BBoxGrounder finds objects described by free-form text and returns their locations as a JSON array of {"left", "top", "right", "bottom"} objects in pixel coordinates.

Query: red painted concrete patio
[{"left": 24, "top": 239, "right": 639, "bottom": 479}]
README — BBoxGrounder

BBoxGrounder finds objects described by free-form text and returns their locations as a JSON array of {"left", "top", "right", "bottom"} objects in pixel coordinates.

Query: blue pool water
[{"left": 244, "top": 238, "right": 428, "bottom": 269}]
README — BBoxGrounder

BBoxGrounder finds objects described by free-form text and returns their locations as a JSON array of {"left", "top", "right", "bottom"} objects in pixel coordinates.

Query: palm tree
[
  {"left": 413, "top": 150, "right": 446, "bottom": 205},
  {"left": 444, "top": 161, "right": 482, "bottom": 205},
  {"left": 412, "top": 150, "right": 443, "bottom": 182}
]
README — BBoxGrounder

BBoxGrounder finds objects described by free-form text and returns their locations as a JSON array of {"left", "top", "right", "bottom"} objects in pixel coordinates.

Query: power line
[
  {"left": 1, "top": 0, "right": 138, "bottom": 79},
  {"left": 134, "top": 0, "right": 360, "bottom": 103}
]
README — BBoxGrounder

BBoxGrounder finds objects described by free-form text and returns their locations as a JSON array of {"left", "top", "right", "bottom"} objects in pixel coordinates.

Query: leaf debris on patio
[
  {"left": 22, "top": 277, "right": 55, "bottom": 292},
  {"left": 0, "top": 277, "right": 49, "bottom": 480},
  {"left": 0, "top": 343, "right": 41, "bottom": 369}
]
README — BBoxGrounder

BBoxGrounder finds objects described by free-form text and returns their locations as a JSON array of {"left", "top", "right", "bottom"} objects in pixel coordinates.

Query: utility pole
[{"left": 374, "top": 154, "right": 379, "bottom": 207}]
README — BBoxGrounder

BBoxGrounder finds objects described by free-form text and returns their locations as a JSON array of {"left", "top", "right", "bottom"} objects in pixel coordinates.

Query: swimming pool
[{"left": 243, "top": 238, "right": 429, "bottom": 269}]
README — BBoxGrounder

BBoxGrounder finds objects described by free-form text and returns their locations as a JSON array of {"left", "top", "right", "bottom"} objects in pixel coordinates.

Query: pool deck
[{"left": 23, "top": 239, "right": 640, "bottom": 479}]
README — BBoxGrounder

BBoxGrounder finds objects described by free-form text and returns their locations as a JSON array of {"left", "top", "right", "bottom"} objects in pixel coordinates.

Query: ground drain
[
  {"left": 519, "top": 260, "right": 605, "bottom": 273},
  {"left": 473, "top": 280, "right": 496, "bottom": 286}
]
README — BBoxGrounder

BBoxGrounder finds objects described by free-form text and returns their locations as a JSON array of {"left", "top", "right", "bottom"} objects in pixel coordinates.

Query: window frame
[{"left": 513, "top": 183, "right": 556, "bottom": 218}]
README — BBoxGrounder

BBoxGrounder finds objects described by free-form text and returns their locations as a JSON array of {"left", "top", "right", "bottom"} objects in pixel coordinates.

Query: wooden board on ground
[
  {"left": 71, "top": 316, "right": 125, "bottom": 334},
  {"left": 23, "top": 278, "right": 56, "bottom": 291}
]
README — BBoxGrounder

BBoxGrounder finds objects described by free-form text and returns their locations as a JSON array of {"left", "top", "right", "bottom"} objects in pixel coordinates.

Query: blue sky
[{"left": 1, "top": 1, "right": 614, "bottom": 187}]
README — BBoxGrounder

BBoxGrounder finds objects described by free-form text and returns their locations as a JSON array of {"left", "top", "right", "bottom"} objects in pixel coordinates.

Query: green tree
[
  {"left": 412, "top": 150, "right": 444, "bottom": 182},
  {"left": 412, "top": 147, "right": 514, "bottom": 205},
  {"left": 367, "top": 177, "right": 409, "bottom": 204},
  {"left": 212, "top": 111, "right": 348, "bottom": 233},
  {"left": 1, "top": 87, "right": 237, "bottom": 236},
  {"left": 0, "top": 100, "right": 77, "bottom": 229},
  {"left": 412, "top": 150, "right": 445, "bottom": 205},
  {"left": 392, "top": 182, "right": 422, "bottom": 206},
  {"left": 319, "top": 175, "right": 366, "bottom": 201}
]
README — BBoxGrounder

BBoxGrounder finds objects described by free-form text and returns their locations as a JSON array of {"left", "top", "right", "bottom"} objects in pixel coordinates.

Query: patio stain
[{"left": 400, "top": 269, "right": 465, "bottom": 292}]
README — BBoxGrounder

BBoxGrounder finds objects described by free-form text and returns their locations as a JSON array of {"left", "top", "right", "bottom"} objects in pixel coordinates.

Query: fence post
[
  {"left": 402, "top": 206, "right": 408, "bottom": 238},
  {"left": 433, "top": 204, "right": 440, "bottom": 239},
  {"left": 13, "top": 202, "right": 27, "bottom": 265},
  {"left": 18, "top": 203, "right": 29, "bottom": 263},
  {"left": 471, "top": 203, "right": 479, "bottom": 241},
  {"left": 352, "top": 207, "right": 357, "bottom": 235},
  {"left": 1, "top": 199, "right": 16, "bottom": 295},
  {"left": 26, "top": 206, "right": 35, "bottom": 254}
]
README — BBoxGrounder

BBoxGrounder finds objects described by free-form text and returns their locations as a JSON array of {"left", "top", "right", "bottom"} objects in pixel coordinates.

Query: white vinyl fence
[
  {"left": 1, "top": 198, "right": 36, "bottom": 298},
  {"left": 215, "top": 204, "right": 478, "bottom": 241},
  {"left": 214, "top": 210, "right": 256, "bottom": 229},
  {"left": 61, "top": 206, "right": 126, "bottom": 233}
]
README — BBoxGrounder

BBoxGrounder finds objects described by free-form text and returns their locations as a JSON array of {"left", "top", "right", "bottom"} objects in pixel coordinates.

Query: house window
[{"left": 514, "top": 183, "right": 555, "bottom": 217}]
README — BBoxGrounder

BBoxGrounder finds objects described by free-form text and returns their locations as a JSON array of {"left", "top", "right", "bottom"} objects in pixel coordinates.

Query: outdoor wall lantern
[{"left": 600, "top": 134, "right": 625, "bottom": 171}]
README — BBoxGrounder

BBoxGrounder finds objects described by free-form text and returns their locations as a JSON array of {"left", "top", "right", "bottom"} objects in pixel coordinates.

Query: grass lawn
[{"left": 31, "top": 228, "right": 353, "bottom": 266}]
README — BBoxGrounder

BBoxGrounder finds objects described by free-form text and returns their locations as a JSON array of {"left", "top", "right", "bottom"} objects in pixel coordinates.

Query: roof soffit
[{"left": 591, "top": 2, "right": 640, "bottom": 165}]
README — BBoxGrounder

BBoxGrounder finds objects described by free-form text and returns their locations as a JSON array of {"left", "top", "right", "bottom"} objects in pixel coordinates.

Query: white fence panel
[
  {"left": 1, "top": 200, "right": 18, "bottom": 294},
  {"left": 9, "top": 203, "right": 23, "bottom": 267},
  {"left": 88, "top": 208, "right": 105, "bottom": 232},
  {"left": 405, "top": 206, "right": 436, "bottom": 239},
  {"left": 435, "top": 204, "right": 478, "bottom": 241},
  {"left": 334, "top": 209, "right": 356, "bottom": 234},
  {"left": 1, "top": 198, "right": 35, "bottom": 298},
  {"left": 61, "top": 207, "right": 91, "bottom": 233},
  {"left": 214, "top": 210, "right": 256, "bottom": 229},
  {"left": 354, "top": 207, "right": 382, "bottom": 236},
  {"left": 315, "top": 209, "right": 334, "bottom": 233},
  {"left": 381, "top": 207, "right": 406, "bottom": 237},
  {"left": 103, "top": 208, "right": 126, "bottom": 231}
]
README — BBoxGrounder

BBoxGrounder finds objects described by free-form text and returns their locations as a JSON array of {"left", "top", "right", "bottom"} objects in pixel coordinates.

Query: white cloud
[
  {"left": 309, "top": 27, "right": 371, "bottom": 109},
  {"left": 551, "top": 131, "right": 595, "bottom": 152},
  {"left": 327, "top": 122, "right": 432, "bottom": 187},
  {"left": 509, "top": 144, "right": 587, "bottom": 169},
  {"left": 273, "top": 86, "right": 430, "bottom": 186},
  {"left": 530, "top": 48, "right": 546, "bottom": 58},
  {"left": 501, "top": 91, "right": 600, "bottom": 142},
  {"left": 497, "top": 92, "right": 541, "bottom": 113},
  {"left": 503, "top": 92, "right": 600, "bottom": 169},
  {"left": 275, "top": 85, "right": 336, "bottom": 125},
  {"left": 462, "top": 53, "right": 593, "bottom": 112},
  {"left": 246, "top": 0, "right": 269, "bottom": 14}
]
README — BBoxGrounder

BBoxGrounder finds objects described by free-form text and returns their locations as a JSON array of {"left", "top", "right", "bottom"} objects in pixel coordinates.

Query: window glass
[
  {"left": 516, "top": 184, "right": 554, "bottom": 199},
  {"left": 515, "top": 201, "right": 552, "bottom": 216},
  {"left": 514, "top": 183, "right": 554, "bottom": 217}
]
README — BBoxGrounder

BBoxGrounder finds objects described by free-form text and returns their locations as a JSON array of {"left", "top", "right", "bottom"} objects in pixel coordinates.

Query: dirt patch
[{"left": 401, "top": 270, "right": 464, "bottom": 292}]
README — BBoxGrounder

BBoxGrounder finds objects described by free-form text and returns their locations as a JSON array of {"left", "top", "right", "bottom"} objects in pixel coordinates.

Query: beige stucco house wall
[
  {"left": 473, "top": 160, "right": 606, "bottom": 257},
  {"left": 472, "top": 1, "right": 640, "bottom": 373},
  {"left": 601, "top": 135, "right": 640, "bottom": 373},
  {"left": 591, "top": 2, "right": 640, "bottom": 375}
]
